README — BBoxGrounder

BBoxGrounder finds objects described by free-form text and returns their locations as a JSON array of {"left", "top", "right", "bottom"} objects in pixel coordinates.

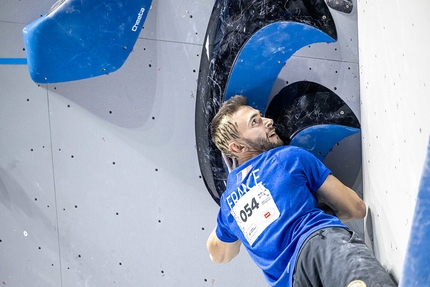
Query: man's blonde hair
[{"left": 211, "top": 95, "right": 247, "bottom": 158}]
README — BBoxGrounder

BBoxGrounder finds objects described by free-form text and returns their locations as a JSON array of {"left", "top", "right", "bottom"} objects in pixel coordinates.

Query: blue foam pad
[{"left": 22, "top": 0, "right": 152, "bottom": 83}]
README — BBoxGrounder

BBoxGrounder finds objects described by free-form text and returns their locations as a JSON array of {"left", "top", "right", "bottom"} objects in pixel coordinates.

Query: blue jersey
[{"left": 216, "top": 146, "right": 346, "bottom": 286}]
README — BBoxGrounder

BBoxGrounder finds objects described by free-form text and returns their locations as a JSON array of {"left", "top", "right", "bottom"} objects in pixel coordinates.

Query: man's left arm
[
  {"left": 207, "top": 228, "right": 241, "bottom": 264},
  {"left": 315, "top": 174, "right": 366, "bottom": 222}
]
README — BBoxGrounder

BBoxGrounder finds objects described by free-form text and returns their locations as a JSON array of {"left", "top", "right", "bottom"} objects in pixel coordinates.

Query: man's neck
[{"left": 237, "top": 150, "right": 262, "bottom": 166}]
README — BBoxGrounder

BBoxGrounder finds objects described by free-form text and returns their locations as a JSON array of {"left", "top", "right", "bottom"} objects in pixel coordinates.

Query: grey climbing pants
[{"left": 293, "top": 227, "right": 396, "bottom": 287}]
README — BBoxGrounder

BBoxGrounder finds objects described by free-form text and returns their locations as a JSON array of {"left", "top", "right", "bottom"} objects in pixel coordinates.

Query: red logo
[{"left": 264, "top": 212, "right": 271, "bottom": 219}]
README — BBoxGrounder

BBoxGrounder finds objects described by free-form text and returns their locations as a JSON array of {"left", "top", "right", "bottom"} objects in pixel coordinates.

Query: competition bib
[{"left": 231, "top": 183, "right": 280, "bottom": 246}]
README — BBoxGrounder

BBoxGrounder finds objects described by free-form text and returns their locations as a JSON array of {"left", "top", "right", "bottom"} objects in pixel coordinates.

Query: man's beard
[{"left": 243, "top": 135, "right": 284, "bottom": 153}]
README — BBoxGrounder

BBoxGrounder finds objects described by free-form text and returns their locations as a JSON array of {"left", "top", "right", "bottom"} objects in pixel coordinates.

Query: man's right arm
[
  {"left": 207, "top": 228, "right": 241, "bottom": 264},
  {"left": 315, "top": 174, "right": 366, "bottom": 222}
]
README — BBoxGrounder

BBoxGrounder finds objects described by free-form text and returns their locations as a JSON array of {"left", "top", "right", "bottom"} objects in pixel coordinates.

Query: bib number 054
[
  {"left": 231, "top": 183, "right": 280, "bottom": 246},
  {"left": 239, "top": 197, "right": 260, "bottom": 222}
]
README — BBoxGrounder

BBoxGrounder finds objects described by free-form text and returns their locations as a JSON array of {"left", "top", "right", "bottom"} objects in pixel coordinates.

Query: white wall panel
[{"left": 357, "top": 0, "right": 430, "bottom": 281}]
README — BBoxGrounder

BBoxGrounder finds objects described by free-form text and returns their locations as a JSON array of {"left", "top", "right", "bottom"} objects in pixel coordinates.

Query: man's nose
[{"left": 263, "top": 117, "right": 274, "bottom": 127}]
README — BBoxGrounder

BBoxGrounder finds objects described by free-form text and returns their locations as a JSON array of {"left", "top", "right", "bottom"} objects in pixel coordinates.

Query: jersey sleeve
[
  {"left": 215, "top": 210, "right": 239, "bottom": 243},
  {"left": 297, "top": 148, "right": 331, "bottom": 192}
]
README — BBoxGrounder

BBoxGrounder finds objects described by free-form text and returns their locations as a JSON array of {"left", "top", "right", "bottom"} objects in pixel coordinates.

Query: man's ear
[{"left": 228, "top": 141, "right": 245, "bottom": 155}]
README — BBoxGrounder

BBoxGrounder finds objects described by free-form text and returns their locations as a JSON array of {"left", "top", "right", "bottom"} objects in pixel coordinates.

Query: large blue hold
[{"left": 22, "top": 0, "right": 152, "bottom": 83}]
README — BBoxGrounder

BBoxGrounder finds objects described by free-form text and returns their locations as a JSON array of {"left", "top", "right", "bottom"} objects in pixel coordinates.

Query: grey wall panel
[
  {"left": 0, "top": 22, "right": 27, "bottom": 58},
  {"left": 294, "top": 5, "right": 359, "bottom": 63},
  {"left": 0, "top": 66, "right": 61, "bottom": 285},
  {"left": 271, "top": 3, "right": 361, "bottom": 121},
  {"left": 272, "top": 57, "right": 361, "bottom": 122},
  {"left": 1, "top": 0, "right": 54, "bottom": 24},
  {"left": 139, "top": 1, "right": 213, "bottom": 44},
  {"left": 0, "top": 3, "right": 267, "bottom": 287},
  {"left": 0, "top": 2, "right": 267, "bottom": 285},
  {"left": 42, "top": 34, "right": 266, "bottom": 286}
]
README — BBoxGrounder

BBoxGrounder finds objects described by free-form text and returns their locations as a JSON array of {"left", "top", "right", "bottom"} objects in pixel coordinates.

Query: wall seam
[{"left": 45, "top": 87, "right": 64, "bottom": 286}]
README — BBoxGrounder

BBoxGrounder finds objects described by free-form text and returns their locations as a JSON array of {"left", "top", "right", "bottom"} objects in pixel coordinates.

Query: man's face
[{"left": 232, "top": 106, "right": 284, "bottom": 152}]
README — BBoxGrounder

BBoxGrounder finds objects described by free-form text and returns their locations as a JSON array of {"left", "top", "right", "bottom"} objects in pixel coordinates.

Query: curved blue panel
[
  {"left": 22, "top": 0, "right": 152, "bottom": 83},
  {"left": 290, "top": 124, "right": 360, "bottom": 162},
  {"left": 224, "top": 22, "right": 335, "bottom": 113}
]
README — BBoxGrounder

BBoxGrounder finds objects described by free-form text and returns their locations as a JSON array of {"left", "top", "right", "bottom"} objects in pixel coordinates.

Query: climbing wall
[{"left": 1, "top": 0, "right": 429, "bottom": 286}]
